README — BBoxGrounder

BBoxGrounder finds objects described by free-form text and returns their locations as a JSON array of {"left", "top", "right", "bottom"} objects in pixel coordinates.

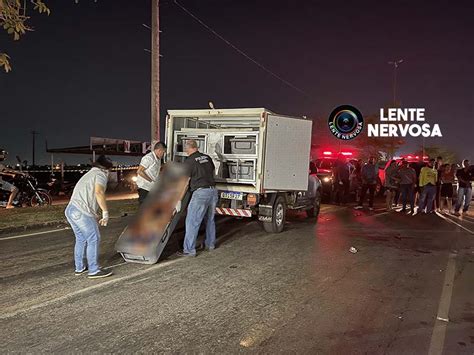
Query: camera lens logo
[{"left": 328, "top": 105, "right": 364, "bottom": 140}]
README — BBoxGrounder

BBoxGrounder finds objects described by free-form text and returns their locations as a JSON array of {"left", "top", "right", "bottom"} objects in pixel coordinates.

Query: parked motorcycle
[
  {"left": 45, "top": 176, "right": 75, "bottom": 197},
  {"left": 0, "top": 174, "right": 52, "bottom": 208}
]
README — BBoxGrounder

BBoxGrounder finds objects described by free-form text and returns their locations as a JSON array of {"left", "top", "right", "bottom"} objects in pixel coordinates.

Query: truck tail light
[{"left": 247, "top": 193, "right": 257, "bottom": 206}]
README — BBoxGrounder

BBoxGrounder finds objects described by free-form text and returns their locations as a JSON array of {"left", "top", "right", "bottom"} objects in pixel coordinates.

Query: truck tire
[
  {"left": 306, "top": 189, "right": 322, "bottom": 219},
  {"left": 263, "top": 196, "right": 286, "bottom": 233}
]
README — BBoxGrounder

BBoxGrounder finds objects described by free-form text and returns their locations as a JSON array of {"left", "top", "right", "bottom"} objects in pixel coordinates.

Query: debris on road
[{"left": 349, "top": 247, "right": 358, "bottom": 254}]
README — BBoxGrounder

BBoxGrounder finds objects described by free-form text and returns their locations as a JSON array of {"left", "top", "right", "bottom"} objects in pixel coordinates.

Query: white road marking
[
  {"left": 107, "top": 262, "right": 127, "bottom": 269},
  {"left": 435, "top": 212, "right": 474, "bottom": 235},
  {"left": 0, "top": 258, "right": 182, "bottom": 320},
  {"left": 428, "top": 252, "right": 457, "bottom": 355},
  {"left": 0, "top": 227, "right": 71, "bottom": 241}
]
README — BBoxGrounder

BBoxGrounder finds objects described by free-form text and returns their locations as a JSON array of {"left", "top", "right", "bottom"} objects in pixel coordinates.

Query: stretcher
[{"left": 115, "top": 163, "right": 190, "bottom": 264}]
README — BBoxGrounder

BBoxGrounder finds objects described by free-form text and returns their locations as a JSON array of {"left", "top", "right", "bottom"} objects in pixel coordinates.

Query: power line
[{"left": 173, "top": 0, "right": 311, "bottom": 98}]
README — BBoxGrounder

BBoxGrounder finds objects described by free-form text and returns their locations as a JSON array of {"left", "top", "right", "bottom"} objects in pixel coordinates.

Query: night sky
[{"left": 1, "top": 0, "right": 473, "bottom": 165}]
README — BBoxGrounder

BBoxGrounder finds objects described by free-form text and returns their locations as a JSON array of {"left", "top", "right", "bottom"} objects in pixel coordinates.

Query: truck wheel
[
  {"left": 263, "top": 196, "right": 286, "bottom": 233},
  {"left": 306, "top": 189, "right": 322, "bottom": 219}
]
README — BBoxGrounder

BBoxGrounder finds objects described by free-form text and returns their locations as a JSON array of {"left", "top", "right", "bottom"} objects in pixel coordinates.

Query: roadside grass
[{"left": 0, "top": 199, "right": 138, "bottom": 231}]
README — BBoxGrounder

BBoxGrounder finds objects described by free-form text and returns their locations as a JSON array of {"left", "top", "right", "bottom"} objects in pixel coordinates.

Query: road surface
[{"left": 1, "top": 203, "right": 474, "bottom": 353}]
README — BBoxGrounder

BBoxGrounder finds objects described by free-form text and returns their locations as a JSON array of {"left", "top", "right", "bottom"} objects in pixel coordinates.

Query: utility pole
[
  {"left": 31, "top": 130, "right": 39, "bottom": 166},
  {"left": 151, "top": 0, "right": 160, "bottom": 143},
  {"left": 388, "top": 59, "right": 403, "bottom": 107}
]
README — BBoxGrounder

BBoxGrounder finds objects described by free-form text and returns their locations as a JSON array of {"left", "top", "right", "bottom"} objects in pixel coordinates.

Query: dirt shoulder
[{"left": 0, "top": 199, "right": 138, "bottom": 235}]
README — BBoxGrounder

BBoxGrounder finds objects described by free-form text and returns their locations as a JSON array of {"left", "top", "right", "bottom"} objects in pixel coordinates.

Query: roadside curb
[{"left": 0, "top": 220, "right": 69, "bottom": 237}]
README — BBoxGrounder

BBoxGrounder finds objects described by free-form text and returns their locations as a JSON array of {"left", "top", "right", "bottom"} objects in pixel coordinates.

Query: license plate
[{"left": 220, "top": 191, "right": 243, "bottom": 200}]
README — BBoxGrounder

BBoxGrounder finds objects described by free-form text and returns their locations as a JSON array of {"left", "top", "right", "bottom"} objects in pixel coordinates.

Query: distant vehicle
[
  {"left": 0, "top": 173, "right": 52, "bottom": 208},
  {"left": 312, "top": 151, "right": 357, "bottom": 201},
  {"left": 166, "top": 108, "right": 322, "bottom": 233}
]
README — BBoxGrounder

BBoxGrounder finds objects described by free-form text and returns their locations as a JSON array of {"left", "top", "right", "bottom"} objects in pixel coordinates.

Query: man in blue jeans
[
  {"left": 454, "top": 159, "right": 473, "bottom": 216},
  {"left": 65, "top": 155, "right": 114, "bottom": 278},
  {"left": 178, "top": 140, "right": 218, "bottom": 257},
  {"left": 417, "top": 158, "right": 438, "bottom": 214}
]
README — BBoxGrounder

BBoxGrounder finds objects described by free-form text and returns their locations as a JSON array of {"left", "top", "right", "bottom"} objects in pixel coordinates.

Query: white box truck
[{"left": 165, "top": 108, "right": 322, "bottom": 233}]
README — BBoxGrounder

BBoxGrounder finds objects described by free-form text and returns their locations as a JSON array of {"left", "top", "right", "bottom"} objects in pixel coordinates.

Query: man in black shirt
[
  {"left": 454, "top": 159, "right": 473, "bottom": 216},
  {"left": 178, "top": 140, "right": 218, "bottom": 257}
]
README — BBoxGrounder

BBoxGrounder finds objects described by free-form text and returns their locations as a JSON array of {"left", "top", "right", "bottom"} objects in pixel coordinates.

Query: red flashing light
[
  {"left": 323, "top": 151, "right": 333, "bottom": 155},
  {"left": 341, "top": 152, "right": 353, "bottom": 156}
]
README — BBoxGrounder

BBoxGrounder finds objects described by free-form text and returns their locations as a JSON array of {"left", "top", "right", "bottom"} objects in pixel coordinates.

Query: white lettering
[
  {"left": 368, "top": 124, "right": 378, "bottom": 137},
  {"left": 417, "top": 108, "right": 425, "bottom": 121},
  {"left": 431, "top": 124, "right": 442, "bottom": 137},
  {"left": 398, "top": 124, "right": 409, "bottom": 137},
  {"left": 380, "top": 108, "right": 387, "bottom": 121},
  {"left": 389, "top": 124, "right": 398, "bottom": 136},
  {"left": 380, "top": 124, "right": 389, "bottom": 136},
  {"left": 421, "top": 123, "right": 431, "bottom": 137},
  {"left": 409, "top": 124, "right": 421, "bottom": 137}
]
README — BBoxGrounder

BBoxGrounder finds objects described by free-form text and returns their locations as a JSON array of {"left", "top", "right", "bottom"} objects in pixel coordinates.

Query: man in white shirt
[
  {"left": 65, "top": 155, "right": 114, "bottom": 279},
  {"left": 136, "top": 142, "right": 167, "bottom": 204}
]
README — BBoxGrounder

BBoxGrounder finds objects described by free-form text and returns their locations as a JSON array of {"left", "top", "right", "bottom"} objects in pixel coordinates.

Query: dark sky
[{"left": 1, "top": 0, "right": 473, "bottom": 165}]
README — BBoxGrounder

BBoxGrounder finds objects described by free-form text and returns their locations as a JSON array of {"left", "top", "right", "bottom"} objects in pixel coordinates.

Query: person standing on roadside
[
  {"left": 396, "top": 160, "right": 417, "bottom": 214},
  {"left": 417, "top": 158, "right": 438, "bottom": 214},
  {"left": 384, "top": 160, "right": 399, "bottom": 211},
  {"left": 65, "top": 155, "right": 114, "bottom": 279},
  {"left": 354, "top": 156, "right": 378, "bottom": 211},
  {"left": 178, "top": 140, "right": 218, "bottom": 257},
  {"left": 136, "top": 142, "right": 167, "bottom": 204},
  {"left": 435, "top": 156, "right": 443, "bottom": 211},
  {"left": 439, "top": 164, "right": 455, "bottom": 213},
  {"left": 454, "top": 159, "right": 473, "bottom": 216},
  {"left": 334, "top": 154, "right": 350, "bottom": 205}
]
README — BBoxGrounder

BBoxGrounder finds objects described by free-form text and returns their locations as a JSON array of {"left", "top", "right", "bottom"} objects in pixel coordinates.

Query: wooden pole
[{"left": 151, "top": 0, "right": 160, "bottom": 143}]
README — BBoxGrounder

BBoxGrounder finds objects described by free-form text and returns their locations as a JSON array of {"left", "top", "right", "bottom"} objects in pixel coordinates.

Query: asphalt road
[{"left": 1, "top": 202, "right": 474, "bottom": 354}]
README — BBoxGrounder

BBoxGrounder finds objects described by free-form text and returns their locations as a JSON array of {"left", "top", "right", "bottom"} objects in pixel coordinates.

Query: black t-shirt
[
  {"left": 184, "top": 151, "right": 216, "bottom": 192},
  {"left": 456, "top": 168, "right": 473, "bottom": 188}
]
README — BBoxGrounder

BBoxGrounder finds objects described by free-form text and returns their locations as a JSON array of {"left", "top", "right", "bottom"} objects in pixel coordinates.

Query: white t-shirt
[
  {"left": 136, "top": 151, "right": 161, "bottom": 191},
  {"left": 69, "top": 167, "right": 108, "bottom": 217}
]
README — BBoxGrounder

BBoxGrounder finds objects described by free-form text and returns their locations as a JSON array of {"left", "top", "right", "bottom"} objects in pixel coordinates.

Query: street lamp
[{"left": 388, "top": 59, "right": 404, "bottom": 106}]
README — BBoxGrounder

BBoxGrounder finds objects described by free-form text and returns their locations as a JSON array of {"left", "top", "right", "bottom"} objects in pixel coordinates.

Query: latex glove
[{"left": 99, "top": 211, "right": 109, "bottom": 226}]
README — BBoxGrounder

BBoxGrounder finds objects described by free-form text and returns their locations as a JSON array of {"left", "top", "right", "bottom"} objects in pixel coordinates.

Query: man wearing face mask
[{"left": 65, "top": 155, "right": 114, "bottom": 279}]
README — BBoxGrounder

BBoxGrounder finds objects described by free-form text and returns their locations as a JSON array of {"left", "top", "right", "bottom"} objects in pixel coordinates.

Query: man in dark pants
[
  {"left": 354, "top": 156, "right": 378, "bottom": 211},
  {"left": 435, "top": 156, "right": 443, "bottom": 211},
  {"left": 454, "top": 159, "right": 473, "bottom": 216},
  {"left": 178, "top": 140, "right": 218, "bottom": 257},
  {"left": 136, "top": 142, "right": 167, "bottom": 204}
]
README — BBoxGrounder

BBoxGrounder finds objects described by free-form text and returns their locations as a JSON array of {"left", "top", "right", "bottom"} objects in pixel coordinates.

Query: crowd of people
[
  {"left": 332, "top": 154, "right": 473, "bottom": 216},
  {"left": 64, "top": 140, "right": 217, "bottom": 279}
]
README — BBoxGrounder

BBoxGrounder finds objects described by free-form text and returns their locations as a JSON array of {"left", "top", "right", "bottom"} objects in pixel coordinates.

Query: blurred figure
[
  {"left": 396, "top": 161, "right": 417, "bottom": 214},
  {"left": 454, "top": 159, "right": 473, "bottom": 216},
  {"left": 350, "top": 159, "right": 362, "bottom": 203},
  {"left": 354, "top": 156, "right": 378, "bottom": 211},
  {"left": 65, "top": 155, "right": 114, "bottom": 279},
  {"left": 136, "top": 142, "right": 167, "bottom": 204},
  {"left": 439, "top": 164, "right": 455, "bottom": 213},
  {"left": 418, "top": 158, "right": 438, "bottom": 214},
  {"left": 334, "top": 154, "right": 350, "bottom": 205},
  {"left": 0, "top": 149, "right": 21, "bottom": 209},
  {"left": 178, "top": 140, "right": 218, "bottom": 257},
  {"left": 384, "top": 160, "right": 399, "bottom": 211}
]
